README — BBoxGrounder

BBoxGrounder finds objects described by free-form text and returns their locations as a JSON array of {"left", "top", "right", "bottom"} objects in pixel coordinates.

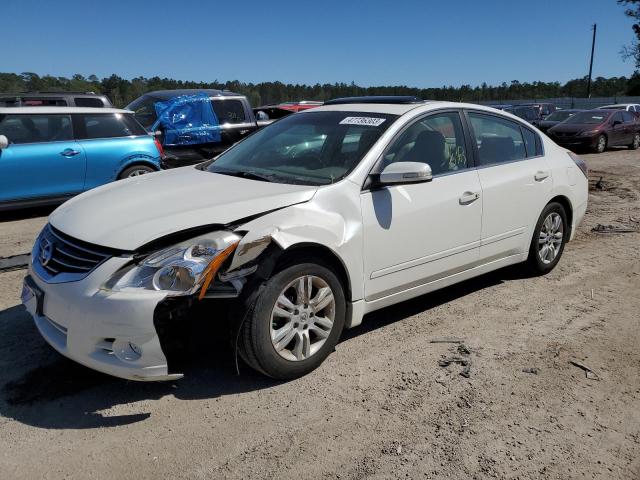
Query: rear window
[
  {"left": 0, "top": 97, "right": 67, "bottom": 107},
  {"left": 565, "top": 112, "right": 609, "bottom": 124},
  {"left": 74, "top": 113, "right": 147, "bottom": 139},
  {"left": 211, "top": 99, "right": 246, "bottom": 124},
  {"left": 74, "top": 97, "right": 105, "bottom": 108},
  {"left": 127, "top": 95, "right": 159, "bottom": 129},
  {"left": 545, "top": 111, "right": 576, "bottom": 122},
  {"left": 0, "top": 114, "right": 72, "bottom": 144}
]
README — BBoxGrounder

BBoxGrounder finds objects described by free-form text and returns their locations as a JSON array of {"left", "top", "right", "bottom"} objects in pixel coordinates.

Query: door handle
[
  {"left": 60, "top": 148, "right": 81, "bottom": 157},
  {"left": 459, "top": 191, "right": 480, "bottom": 205},
  {"left": 534, "top": 171, "right": 550, "bottom": 181}
]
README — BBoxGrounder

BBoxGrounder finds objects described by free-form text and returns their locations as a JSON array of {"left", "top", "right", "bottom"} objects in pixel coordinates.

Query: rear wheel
[
  {"left": 593, "top": 135, "right": 607, "bottom": 153},
  {"left": 629, "top": 133, "right": 640, "bottom": 150},
  {"left": 118, "top": 165, "right": 156, "bottom": 179},
  {"left": 526, "top": 202, "right": 567, "bottom": 274},
  {"left": 239, "top": 262, "right": 346, "bottom": 379}
]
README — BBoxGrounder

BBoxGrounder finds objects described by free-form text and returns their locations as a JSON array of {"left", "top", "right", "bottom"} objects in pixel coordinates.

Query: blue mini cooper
[{"left": 0, "top": 107, "right": 163, "bottom": 210}]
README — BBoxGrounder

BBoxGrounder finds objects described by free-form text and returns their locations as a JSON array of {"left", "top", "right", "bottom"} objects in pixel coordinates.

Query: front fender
[{"left": 228, "top": 184, "right": 365, "bottom": 302}]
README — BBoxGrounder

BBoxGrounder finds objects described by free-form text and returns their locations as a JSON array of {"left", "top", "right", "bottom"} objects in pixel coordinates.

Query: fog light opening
[{"left": 113, "top": 340, "right": 143, "bottom": 362}]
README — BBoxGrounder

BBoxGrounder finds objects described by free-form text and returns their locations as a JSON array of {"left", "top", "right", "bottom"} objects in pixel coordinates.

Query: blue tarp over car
[{"left": 151, "top": 92, "right": 221, "bottom": 146}]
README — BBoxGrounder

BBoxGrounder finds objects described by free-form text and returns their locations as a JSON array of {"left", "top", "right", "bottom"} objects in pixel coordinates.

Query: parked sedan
[
  {"left": 597, "top": 103, "right": 640, "bottom": 115},
  {"left": 537, "top": 109, "right": 583, "bottom": 133},
  {"left": 22, "top": 98, "right": 588, "bottom": 381},
  {"left": 0, "top": 107, "right": 162, "bottom": 210},
  {"left": 548, "top": 109, "right": 640, "bottom": 153}
]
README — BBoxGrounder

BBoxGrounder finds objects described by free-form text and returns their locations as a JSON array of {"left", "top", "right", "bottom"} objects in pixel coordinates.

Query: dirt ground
[{"left": 0, "top": 149, "right": 638, "bottom": 480}]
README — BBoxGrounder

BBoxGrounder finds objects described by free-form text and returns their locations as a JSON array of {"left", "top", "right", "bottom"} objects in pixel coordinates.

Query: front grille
[{"left": 37, "top": 224, "right": 113, "bottom": 278}]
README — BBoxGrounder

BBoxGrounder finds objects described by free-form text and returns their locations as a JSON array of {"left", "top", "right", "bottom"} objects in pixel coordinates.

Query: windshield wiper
[{"left": 211, "top": 169, "right": 276, "bottom": 183}]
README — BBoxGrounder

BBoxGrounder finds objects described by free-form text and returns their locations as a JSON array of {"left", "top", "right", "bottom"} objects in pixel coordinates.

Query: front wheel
[
  {"left": 239, "top": 262, "right": 346, "bottom": 379},
  {"left": 629, "top": 133, "right": 640, "bottom": 150},
  {"left": 593, "top": 135, "right": 607, "bottom": 154},
  {"left": 526, "top": 202, "right": 568, "bottom": 274},
  {"left": 118, "top": 165, "right": 156, "bottom": 179}
]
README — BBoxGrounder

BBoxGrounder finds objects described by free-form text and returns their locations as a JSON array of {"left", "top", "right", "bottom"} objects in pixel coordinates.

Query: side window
[
  {"left": 0, "top": 114, "right": 72, "bottom": 144},
  {"left": 382, "top": 112, "right": 468, "bottom": 176},
  {"left": 622, "top": 111, "right": 635, "bottom": 123},
  {"left": 520, "top": 127, "right": 542, "bottom": 157},
  {"left": 211, "top": 99, "right": 246, "bottom": 124},
  {"left": 612, "top": 112, "right": 624, "bottom": 124},
  {"left": 77, "top": 113, "right": 147, "bottom": 139},
  {"left": 468, "top": 113, "right": 527, "bottom": 166},
  {"left": 75, "top": 97, "right": 104, "bottom": 108}
]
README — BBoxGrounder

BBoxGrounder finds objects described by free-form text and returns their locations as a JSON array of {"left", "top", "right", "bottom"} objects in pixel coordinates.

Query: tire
[
  {"left": 526, "top": 202, "right": 568, "bottom": 275},
  {"left": 118, "top": 164, "right": 156, "bottom": 179},
  {"left": 239, "top": 262, "right": 346, "bottom": 380},
  {"left": 593, "top": 134, "right": 607, "bottom": 154},
  {"left": 629, "top": 133, "right": 640, "bottom": 150}
]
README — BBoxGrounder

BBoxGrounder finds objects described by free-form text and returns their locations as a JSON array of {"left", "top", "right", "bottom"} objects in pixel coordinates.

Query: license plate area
[{"left": 22, "top": 275, "right": 45, "bottom": 316}]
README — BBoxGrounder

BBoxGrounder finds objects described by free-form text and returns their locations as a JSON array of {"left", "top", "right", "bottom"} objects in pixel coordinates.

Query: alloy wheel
[
  {"left": 127, "top": 169, "right": 150, "bottom": 177},
  {"left": 538, "top": 212, "right": 564, "bottom": 264},
  {"left": 634, "top": 134, "right": 640, "bottom": 149},
  {"left": 597, "top": 136, "right": 606, "bottom": 153},
  {"left": 270, "top": 275, "right": 336, "bottom": 361}
]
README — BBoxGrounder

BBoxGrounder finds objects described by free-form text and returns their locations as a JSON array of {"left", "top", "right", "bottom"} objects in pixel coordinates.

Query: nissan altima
[{"left": 22, "top": 97, "right": 588, "bottom": 381}]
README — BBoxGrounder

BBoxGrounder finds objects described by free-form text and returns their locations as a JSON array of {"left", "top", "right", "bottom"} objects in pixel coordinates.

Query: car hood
[
  {"left": 549, "top": 123, "right": 603, "bottom": 134},
  {"left": 49, "top": 167, "right": 318, "bottom": 250}
]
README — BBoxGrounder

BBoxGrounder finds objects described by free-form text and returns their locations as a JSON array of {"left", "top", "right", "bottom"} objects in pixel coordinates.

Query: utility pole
[{"left": 586, "top": 23, "right": 597, "bottom": 98}]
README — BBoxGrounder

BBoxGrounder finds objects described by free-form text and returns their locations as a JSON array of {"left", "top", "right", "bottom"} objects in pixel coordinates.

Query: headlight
[
  {"left": 106, "top": 231, "right": 241, "bottom": 297},
  {"left": 579, "top": 129, "right": 600, "bottom": 136}
]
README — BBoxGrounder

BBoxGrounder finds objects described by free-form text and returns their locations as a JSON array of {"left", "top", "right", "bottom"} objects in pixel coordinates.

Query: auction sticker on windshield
[{"left": 339, "top": 117, "right": 386, "bottom": 127}]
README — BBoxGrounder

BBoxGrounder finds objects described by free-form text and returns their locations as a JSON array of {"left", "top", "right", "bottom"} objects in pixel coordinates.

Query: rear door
[
  {"left": 211, "top": 98, "right": 256, "bottom": 155},
  {"left": 73, "top": 113, "right": 151, "bottom": 190},
  {"left": 609, "top": 112, "right": 626, "bottom": 146},
  {"left": 621, "top": 111, "right": 637, "bottom": 145},
  {"left": 0, "top": 113, "right": 86, "bottom": 203},
  {"left": 465, "top": 111, "right": 552, "bottom": 261}
]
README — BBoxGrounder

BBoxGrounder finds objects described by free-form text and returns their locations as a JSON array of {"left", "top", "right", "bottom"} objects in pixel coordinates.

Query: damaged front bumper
[{"left": 23, "top": 257, "right": 183, "bottom": 382}]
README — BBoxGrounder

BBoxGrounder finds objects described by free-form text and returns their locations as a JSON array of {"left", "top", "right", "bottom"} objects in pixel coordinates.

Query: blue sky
[{"left": 2, "top": 0, "right": 636, "bottom": 87}]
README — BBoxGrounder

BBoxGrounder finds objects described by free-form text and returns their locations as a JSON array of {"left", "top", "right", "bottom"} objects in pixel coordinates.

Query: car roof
[
  {"left": 304, "top": 100, "right": 521, "bottom": 117},
  {"left": 144, "top": 89, "right": 242, "bottom": 99},
  {"left": 599, "top": 104, "right": 637, "bottom": 108},
  {"left": 0, "top": 106, "right": 131, "bottom": 114},
  {"left": 0, "top": 92, "right": 106, "bottom": 98}
]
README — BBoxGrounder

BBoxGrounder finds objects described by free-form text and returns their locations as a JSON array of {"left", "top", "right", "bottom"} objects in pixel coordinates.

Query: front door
[
  {"left": 361, "top": 111, "right": 482, "bottom": 301},
  {"left": 0, "top": 113, "right": 85, "bottom": 203}
]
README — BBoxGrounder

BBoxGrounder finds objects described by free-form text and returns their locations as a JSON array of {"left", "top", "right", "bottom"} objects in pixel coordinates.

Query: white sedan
[{"left": 22, "top": 97, "right": 589, "bottom": 381}]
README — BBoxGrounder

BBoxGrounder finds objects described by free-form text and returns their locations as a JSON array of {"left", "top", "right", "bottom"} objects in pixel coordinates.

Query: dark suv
[
  {"left": 522, "top": 103, "right": 556, "bottom": 119},
  {"left": 127, "top": 89, "right": 264, "bottom": 166},
  {"left": 0, "top": 92, "right": 112, "bottom": 108},
  {"left": 502, "top": 105, "right": 542, "bottom": 126}
]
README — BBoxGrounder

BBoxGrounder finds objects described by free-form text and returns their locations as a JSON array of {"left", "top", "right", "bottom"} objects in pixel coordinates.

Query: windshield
[
  {"left": 546, "top": 111, "right": 578, "bottom": 122},
  {"left": 565, "top": 112, "right": 610, "bottom": 125},
  {"left": 205, "top": 111, "right": 398, "bottom": 186},
  {"left": 126, "top": 95, "right": 160, "bottom": 129}
]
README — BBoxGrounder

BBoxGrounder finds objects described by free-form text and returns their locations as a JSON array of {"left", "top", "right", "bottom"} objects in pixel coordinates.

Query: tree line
[{"left": 1, "top": 72, "right": 639, "bottom": 109}]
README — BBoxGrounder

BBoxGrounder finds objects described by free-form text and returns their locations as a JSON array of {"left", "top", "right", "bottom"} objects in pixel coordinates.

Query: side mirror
[
  {"left": 612, "top": 120, "right": 622, "bottom": 126},
  {"left": 0, "top": 135, "right": 8, "bottom": 149},
  {"left": 377, "top": 162, "right": 433, "bottom": 185}
]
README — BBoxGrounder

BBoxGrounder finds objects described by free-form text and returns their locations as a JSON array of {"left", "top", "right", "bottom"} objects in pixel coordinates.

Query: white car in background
[
  {"left": 22, "top": 97, "right": 589, "bottom": 381},
  {"left": 597, "top": 103, "right": 640, "bottom": 114}
]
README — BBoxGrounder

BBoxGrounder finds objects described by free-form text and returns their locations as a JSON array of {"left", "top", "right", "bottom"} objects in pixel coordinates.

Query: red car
[{"left": 547, "top": 109, "right": 640, "bottom": 153}]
